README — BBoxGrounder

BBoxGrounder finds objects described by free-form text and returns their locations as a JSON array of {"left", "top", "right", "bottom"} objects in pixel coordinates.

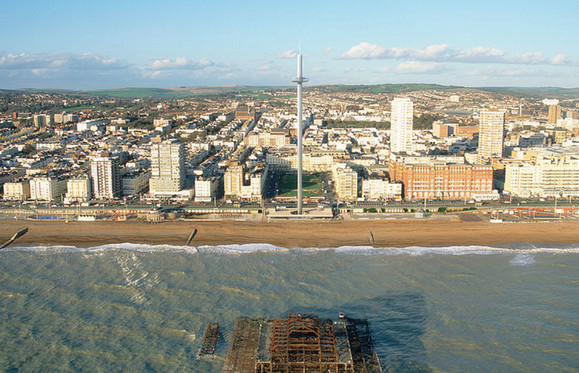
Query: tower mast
[{"left": 292, "top": 54, "right": 308, "bottom": 214}]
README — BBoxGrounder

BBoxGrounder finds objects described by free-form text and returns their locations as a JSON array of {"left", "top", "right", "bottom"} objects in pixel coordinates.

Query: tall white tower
[
  {"left": 292, "top": 54, "right": 308, "bottom": 214},
  {"left": 149, "top": 139, "right": 186, "bottom": 194},
  {"left": 479, "top": 109, "right": 505, "bottom": 160},
  {"left": 91, "top": 156, "right": 121, "bottom": 199},
  {"left": 390, "top": 97, "right": 414, "bottom": 153}
]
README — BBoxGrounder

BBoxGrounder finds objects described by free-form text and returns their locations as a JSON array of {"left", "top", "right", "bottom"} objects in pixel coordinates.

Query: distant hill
[
  {"left": 475, "top": 87, "right": 579, "bottom": 99},
  {"left": 84, "top": 87, "right": 193, "bottom": 98},
  {"left": 318, "top": 83, "right": 464, "bottom": 94},
  {"left": 6, "top": 84, "right": 579, "bottom": 99}
]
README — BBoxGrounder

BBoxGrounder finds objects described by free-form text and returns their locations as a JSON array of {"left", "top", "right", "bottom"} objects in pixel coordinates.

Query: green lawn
[{"left": 277, "top": 173, "right": 325, "bottom": 198}]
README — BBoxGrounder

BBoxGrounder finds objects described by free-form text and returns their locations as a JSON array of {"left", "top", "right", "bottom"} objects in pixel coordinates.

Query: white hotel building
[
  {"left": 504, "top": 155, "right": 579, "bottom": 197},
  {"left": 361, "top": 179, "right": 403, "bottom": 201}
]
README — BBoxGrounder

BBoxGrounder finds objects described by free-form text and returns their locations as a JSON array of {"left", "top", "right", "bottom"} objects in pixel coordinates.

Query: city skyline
[{"left": 1, "top": 0, "right": 578, "bottom": 90}]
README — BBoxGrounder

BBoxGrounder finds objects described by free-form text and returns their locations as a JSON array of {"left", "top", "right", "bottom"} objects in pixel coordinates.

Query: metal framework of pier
[
  {"left": 199, "top": 322, "right": 220, "bottom": 357},
  {"left": 222, "top": 313, "right": 382, "bottom": 373}
]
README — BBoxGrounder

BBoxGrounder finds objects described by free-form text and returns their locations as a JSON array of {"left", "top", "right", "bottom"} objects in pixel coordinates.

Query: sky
[{"left": 1, "top": 0, "right": 578, "bottom": 90}]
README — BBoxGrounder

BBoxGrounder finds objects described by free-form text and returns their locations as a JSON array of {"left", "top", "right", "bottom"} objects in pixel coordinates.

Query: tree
[
  {"left": 21, "top": 144, "right": 36, "bottom": 155},
  {"left": 413, "top": 114, "right": 439, "bottom": 130}
]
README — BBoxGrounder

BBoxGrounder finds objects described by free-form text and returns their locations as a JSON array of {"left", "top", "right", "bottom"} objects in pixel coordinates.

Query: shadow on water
[{"left": 300, "top": 291, "right": 432, "bottom": 373}]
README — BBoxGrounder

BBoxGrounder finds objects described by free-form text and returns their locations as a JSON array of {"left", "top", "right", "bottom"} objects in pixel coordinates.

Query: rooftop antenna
[{"left": 292, "top": 52, "right": 308, "bottom": 215}]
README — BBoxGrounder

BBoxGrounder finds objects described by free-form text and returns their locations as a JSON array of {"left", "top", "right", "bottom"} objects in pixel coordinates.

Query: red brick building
[
  {"left": 234, "top": 105, "right": 256, "bottom": 121},
  {"left": 390, "top": 158, "right": 494, "bottom": 200}
]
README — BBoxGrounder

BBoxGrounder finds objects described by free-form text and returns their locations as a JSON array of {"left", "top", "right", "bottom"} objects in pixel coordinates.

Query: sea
[{"left": 1, "top": 243, "right": 578, "bottom": 372}]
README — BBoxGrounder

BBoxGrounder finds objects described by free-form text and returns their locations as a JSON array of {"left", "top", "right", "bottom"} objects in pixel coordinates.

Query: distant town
[{"left": 0, "top": 84, "right": 578, "bottom": 222}]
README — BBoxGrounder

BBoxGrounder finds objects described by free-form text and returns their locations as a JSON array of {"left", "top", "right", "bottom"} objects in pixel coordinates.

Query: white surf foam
[
  {"left": 4, "top": 243, "right": 199, "bottom": 254},
  {"left": 195, "top": 243, "right": 288, "bottom": 254},
  {"left": 510, "top": 253, "right": 536, "bottom": 266},
  {"left": 3, "top": 243, "right": 578, "bottom": 256}
]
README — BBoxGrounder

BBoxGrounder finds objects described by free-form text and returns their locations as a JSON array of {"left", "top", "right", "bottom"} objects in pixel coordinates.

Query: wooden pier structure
[
  {"left": 199, "top": 322, "right": 220, "bottom": 357},
  {"left": 222, "top": 312, "right": 382, "bottom": 373}
]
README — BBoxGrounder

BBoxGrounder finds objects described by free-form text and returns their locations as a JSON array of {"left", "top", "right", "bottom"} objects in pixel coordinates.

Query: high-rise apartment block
[
  {"left": 91, "top": 156, "right": 121, "bottom": 199},
  {"left": 548, "top": 105, "right": 562, "bottom": 125},
  {"left": 478, "top": 109, "right": 505, "bottom": 160},
  {"left": 332, "top": 164, "right": 358, "bottom": 200},
  {"left": 33, "top": 114, "right": 51, "bottom": 127},
  {"left": 149, "top": 140, "right": 186, "bottom": 195},
  {"left": 390, "top": 97, "right": 414, "bottom": 153},
  {"left": 224, "top": 165, "right": 244, "bottom": 197}
]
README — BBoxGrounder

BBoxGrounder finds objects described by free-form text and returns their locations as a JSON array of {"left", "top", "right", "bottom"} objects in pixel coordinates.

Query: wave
[
  {"left": 509, "top": 253, "right": 536, "bottom": 266},
  {"left": 3, "top": 243, "right": 579, "bottom": 255},
  {"left": 2, "top": 243, "right": 199, "bottom": 254}
]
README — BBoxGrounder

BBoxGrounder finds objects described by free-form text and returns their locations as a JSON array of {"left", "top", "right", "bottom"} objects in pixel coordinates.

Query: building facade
[
  {"left": 65, "top": 177, "right": 92, "bottom": 203},
  {"left": 33, "top": 114, "right": 51, "bottom": 127},
  {"left": 390, "top": 97, "right": 414, "bottom": 153},
  {"left": 30, "top": 177, "right": 67, "bottom": 201},
  {"left": 149, "top": 140, "right": 186, "bottom": 195},
  {"left": 478, "top": 109, "right": 505, "bottom": 160},
  {"left": 224, "top": 164, "right": 266, "bottom": 201},
  {"left": 3, "top": 180, "right": 31, "bottom": 201},
  {"left": 224, "top": 165, "right": 244, "bottom": 198},
  {"left": 194, "top": 177, "right": 221, "bottom": 202},
  {"left": 333, "top": 164, "right": 358, "bottom": 200},
  {"left": 548, "top": 104, "right": 562, "bottom": 125},
  {"left": 90, "top": 156, "right": 121, "bottom": 199},
  {"left": 361, "top": 179, "right": 403, "bottom": 200},
  {"left": 122, "top": 171, "right": 151, "bottom": 197},
  {"left": 390, "top": 158, "right": 494, "bottom": 200},
  {"left": 504, "top": 156, "right": 579, "bottom": 197}
]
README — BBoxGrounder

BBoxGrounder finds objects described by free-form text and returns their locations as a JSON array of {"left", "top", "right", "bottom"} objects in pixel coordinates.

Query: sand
[{"left": 1, "top": 219, "right": 578, "bottom": 248}]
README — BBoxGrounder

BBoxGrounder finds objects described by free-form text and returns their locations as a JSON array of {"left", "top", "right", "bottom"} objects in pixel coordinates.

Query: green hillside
[
  {"left": 7, "top": 84, "right": 579, "bottom": 99},
  {"left": 477, "top": 87, "right": 579, "bottom": 98},
  {"left": 83, "top": 88, "right": 193, "bottom": 98},
  {"left": 317, "top": 83, "right": 464, "bottom": 94}
]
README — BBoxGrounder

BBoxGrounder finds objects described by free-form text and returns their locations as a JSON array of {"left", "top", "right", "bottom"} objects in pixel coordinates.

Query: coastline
[{"left": 1, "top": 219, "right": 579, "bottom": 249}]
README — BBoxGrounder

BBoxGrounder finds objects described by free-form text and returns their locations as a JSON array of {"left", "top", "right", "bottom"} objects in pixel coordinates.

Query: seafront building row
[{"left": 2, "top": 91, "right": 579, "bottom": 204}]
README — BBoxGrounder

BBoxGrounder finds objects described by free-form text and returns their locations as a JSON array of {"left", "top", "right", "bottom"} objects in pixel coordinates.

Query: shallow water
[{"left": 1, "top": 243, "right": 578, "bottom": 372}]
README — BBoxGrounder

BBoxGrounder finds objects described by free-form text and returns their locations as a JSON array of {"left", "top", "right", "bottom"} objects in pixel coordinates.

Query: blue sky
[{"left": 1, "top": 0, "right": 577, "bottom": 89}]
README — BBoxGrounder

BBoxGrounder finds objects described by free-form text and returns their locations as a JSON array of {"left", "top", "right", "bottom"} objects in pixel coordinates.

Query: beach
[{"left": 1, "top": 219, "right": 578, "bottom": 248}]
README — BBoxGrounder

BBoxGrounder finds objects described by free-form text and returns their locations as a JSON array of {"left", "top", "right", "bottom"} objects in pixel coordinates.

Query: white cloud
[
  {"left": 278, "top": 50, "right": 298, "bottom": 59},
  {"left": 340, "top": 42, "right": 573, "bottom": 66},
  {"left": 396, "top": 61, "right": 445, "bottom": 74},
  {"left": 0, "top": 52, "right": 128, "bottom": 70},
  {"left": 340, "top": 42, "right": 388, "bottom": 59},
  {"left": 551, "top": 54, "right": 570, "bottom": 65},
  {"left": 323, "top": 47, "right": 333, "bottom": 54},
  {"left": 456, "top": 46, "right": 505, "bottom": 62},
  {"left": 514, "top": 52, "right": 546, "bottom": 65},
  {"left": 148, "top": 57, "right": 214, "bottom": 70},
  {"left": 409, "top": 44, "right": 452, "bottom": 60}
]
